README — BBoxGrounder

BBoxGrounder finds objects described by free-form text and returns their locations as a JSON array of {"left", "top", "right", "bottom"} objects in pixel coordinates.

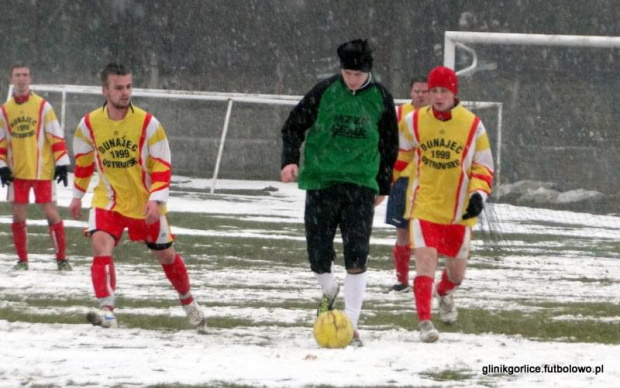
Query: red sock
[
  {"left": 91, "top": 256, "right": 116, "bottom": 298},
  {"left": 393, "top": 244, "right": 411, "bottom": 285},
  {"left": 11, "top": 222, "right": 28, "bottom": 262},
  {"left": 413, "top": 275, "right": 434, "bottom": 321},
  {"left": 436, "top": 269, "right": 459, "bottom": 296},
  {"left": 49, "top": 221, "right": 66, "bottom": 261},
  {"left": 162, "top": 254, "right": 193, "bottom": 305}
]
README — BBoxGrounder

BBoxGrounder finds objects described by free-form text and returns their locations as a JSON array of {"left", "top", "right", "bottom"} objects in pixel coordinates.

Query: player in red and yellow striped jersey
[
  {"left": 68, "top": 63, "right": 207, "bottom": 332},
  {"left": 385, "top": 76, "right": 428, "bottom": 292},
  {"left": 0, "top": 65, "right": 71, "bottom": 271},
  {"left": 401, "top": 67, "right": 494, "bottom": 343}
]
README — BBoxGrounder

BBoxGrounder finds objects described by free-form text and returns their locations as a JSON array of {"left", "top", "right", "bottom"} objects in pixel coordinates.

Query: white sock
[
  {"left": 344, "top": 271, "right": 367, "bottom": 329},
  {"left": 315, "top": 272, "right": 338, "bottom": 297}
]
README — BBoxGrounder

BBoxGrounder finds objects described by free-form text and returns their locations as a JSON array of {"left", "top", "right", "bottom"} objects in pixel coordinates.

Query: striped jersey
[
  {"left": 0, "top": 93, "right": 70, "bottom": 179},
  {"left": 395, "top": 102, "right": 417, "bottom": 218},
  {"left": 401, "top": 103, "right": 494, "bottom": 226},
  {"left": 393, "top": 102, "right": 416, "bottom": 181},
  {"left": 72, "top": 105, "right": 172, "bottom": 219}
]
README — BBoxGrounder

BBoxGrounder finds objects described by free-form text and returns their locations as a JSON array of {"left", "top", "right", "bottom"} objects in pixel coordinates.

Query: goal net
[{"left": 444, "top": 31, "right": 620, "bottom": 258}]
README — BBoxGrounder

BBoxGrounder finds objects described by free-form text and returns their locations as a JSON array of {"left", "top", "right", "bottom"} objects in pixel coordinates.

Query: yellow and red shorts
[
  {"left": 410, "top": 218, "right": 471, "bottom": 259},
  {"left": 87, "top": 207, "right": 174, "bottom": 247},
  {"left": 8, "top": 179, "right": 55, "bottom": 204}
]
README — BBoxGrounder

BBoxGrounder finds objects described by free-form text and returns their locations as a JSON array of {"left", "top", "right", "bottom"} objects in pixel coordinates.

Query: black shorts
[
  {"left": 385, "top": 177, "right": 409, "bottom": 229},
  {"left": 304, "top": 183, "right": 375, "bottom": 274}
]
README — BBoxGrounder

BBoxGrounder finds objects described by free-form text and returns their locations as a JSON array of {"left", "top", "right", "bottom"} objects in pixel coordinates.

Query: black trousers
[{"left": 304, "top": 183, "right": 375, "bottom": 274}]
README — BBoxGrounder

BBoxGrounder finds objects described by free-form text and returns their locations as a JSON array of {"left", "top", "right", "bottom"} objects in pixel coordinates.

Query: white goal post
[
  {"left": 444, "top": 31, "right": 620, "bottom": 71},
  {"left": 443, "top": 31, "right": 620, "bottom": 187},
  {"left": 8, "top": 84, "right": 503, "bottom": 192}
]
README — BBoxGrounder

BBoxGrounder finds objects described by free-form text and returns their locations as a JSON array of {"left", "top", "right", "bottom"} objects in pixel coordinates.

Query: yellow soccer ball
[{"left": 313, "top": 310, "right": 354, "bottom": 348}]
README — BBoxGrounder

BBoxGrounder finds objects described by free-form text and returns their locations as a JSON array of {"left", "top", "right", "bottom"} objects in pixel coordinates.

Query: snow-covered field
[{"left": 1, "top": 176, "right": 619, "bottom": 387}]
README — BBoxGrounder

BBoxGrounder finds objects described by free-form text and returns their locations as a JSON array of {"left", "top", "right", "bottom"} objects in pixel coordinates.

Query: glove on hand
[
  {"left": 54, "top": 165, "right": 68, "bottom": 187},
  {"left": 462, "top": 193, "right": 484, "bottom": 220},
  {"left": 0, "top": 166, "right": 13, "bottom": 187}
]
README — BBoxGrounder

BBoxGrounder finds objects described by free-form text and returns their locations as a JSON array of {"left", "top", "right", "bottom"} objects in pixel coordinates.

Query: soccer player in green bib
[{"left": 281, "top": 39, "right": 398, "bottom": 347}]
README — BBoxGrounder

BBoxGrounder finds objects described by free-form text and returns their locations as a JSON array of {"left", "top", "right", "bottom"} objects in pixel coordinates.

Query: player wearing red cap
[{"left": 401, "top": 66, "right": 494, "bottom": 342}]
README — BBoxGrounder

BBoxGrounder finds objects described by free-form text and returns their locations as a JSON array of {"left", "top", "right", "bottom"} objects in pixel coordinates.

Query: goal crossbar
[
  {"left": 443, "top": 31, "right": 620, "bottom": 187},
  {"left": 444, "top": 31, "right": 620, "bottom": 70}
]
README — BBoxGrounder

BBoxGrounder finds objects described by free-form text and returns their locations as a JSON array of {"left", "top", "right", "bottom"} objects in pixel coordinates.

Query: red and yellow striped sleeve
[
  {"left": 144, "top": 120, "right": 171, "bottom": 203},
  {"left": 43, "top": 106, "right": 70, "bottom": 166},
  {"left": 468, "top": 121, "right": 494, "bottom": 197},
  {"left": 0, "top": 124, "right": 7, "bottom": 167},
  {"left": 72, "top": 118, "right": 96, "bottom": 197},
  {"left": 393, "top": 103, "right": 415, "bottom": 181}
]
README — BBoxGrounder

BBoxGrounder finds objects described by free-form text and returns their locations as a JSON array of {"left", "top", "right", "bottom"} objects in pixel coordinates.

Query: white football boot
[
  {"left": 419, "top": 320, "right": 439, "bottom": 343},
  {"left": 436, "top": 291, "right": 458, "bottom": 325},
  {"left": 317, "top": 283, "right": 340, "bottom": 316},
  {"left": 86, "top": 308, "right": 118, "bottom": 328},
  {"left": 350, "top": 330, "right": 363, "bottom": 347},
  {"left": 183, "top": 300, "right": 208, "bottom": 333}
]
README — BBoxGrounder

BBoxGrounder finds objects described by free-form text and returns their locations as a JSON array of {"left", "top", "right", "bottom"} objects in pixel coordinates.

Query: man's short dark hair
[
  {"left": 410, "top": 76, "right": 427, "bottom": 88},
  {"left": 10, "top": 63, "right": 30, "bottom": 76},
  {"left": 101, "top": 63, "right": 132, "bottom": 86}
]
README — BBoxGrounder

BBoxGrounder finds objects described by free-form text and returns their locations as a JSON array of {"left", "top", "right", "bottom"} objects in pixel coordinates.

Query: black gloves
[
  {"left": 462, "top": 193, "right": 484, "bottom": 220},
  {"left": 54, "top": 165, "right": 68, "bottom": 187},
  {"left": 0, "top": 166, "right": 13, "bottom": 187},
  {"left": 1, "top": 166, "right": 68, "bottom": 187}
]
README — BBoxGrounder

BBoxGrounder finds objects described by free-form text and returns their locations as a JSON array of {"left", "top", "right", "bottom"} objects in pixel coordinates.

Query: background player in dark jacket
[{"left": 281, "top": 39, "right": 398, "bottom": 346}]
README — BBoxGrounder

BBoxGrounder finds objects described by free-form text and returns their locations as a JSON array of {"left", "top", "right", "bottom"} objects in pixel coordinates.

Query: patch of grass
[
  {"left": 360, "top": 306, "right": 620, "bottom": 344},
  {"left": 176, "top": 235, "right": 308, "bottom": 268},
  {"left": 421, "top": 368, "right": 475, "bottom": 382},
  {"left": 558, "top": 276, "right": 618, "bottom": 285},
  {"left": 453, "top": 309, "right": 620, "bottom": 343},
  {"left": 0, "top": 307, "right": 87, "bottom": 325},
  {"left": 309, "top": 386, "right": 427, "bottom": 388},
  {"left": 520, "top": 301, "right": 620, "bottom": 317},
  {"left": 1, "top": 295, "right": 95, "bottom": 307},
  {"left": 0, "top": 305, "right": 305, "bottom": 332},
  {"left": 148, "top": 383, "right": 259, "bottom": 388},
  {"left": 1, "top": 293, "right": 319, "bottom": 314},
  {"left": 167, "top": 211, "right": 304, "bottom": 235}
]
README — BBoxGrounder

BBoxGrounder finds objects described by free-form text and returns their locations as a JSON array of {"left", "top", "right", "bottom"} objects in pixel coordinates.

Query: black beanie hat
[{"left": 337, "top": 39, "right": 373, "bottom": 72}]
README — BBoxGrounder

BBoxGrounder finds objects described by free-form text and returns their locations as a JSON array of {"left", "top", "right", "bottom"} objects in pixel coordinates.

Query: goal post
[
  {"left": 442, "top": 32, "right": 620, "bottom": 187},
  {"left": 444, "top": 31, "right": 620, "bottom": 70},
  {"left": 442, "top": 31, "right": 620, "bottom": 254}
]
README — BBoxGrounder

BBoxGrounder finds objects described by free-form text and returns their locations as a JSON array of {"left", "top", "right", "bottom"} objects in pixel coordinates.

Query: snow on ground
[{"left": 1, "top": 176, "right": 619, "bottom": 387}]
